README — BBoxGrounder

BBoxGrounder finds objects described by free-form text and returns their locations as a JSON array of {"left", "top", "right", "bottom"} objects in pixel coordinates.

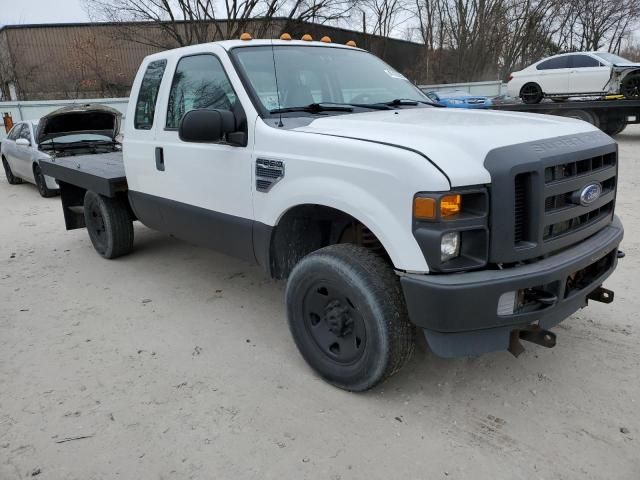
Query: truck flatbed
[
  {"left": 491, "top": 98, "right": 640, "bottom": 135},
  {"left": 39, "top": 151, "right": 127, "bottom": 197},
  {"left": 39, "top": 151, "right": 128, "bottom": 231}
]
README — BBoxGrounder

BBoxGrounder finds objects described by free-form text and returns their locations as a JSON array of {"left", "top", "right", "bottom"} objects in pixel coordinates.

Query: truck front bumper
[{"left": 400, "top": 216, "right": 624, "bottom": 357}]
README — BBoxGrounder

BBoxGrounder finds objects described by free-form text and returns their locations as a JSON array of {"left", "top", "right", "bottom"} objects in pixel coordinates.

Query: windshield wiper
[
  {"left": 381, "top": 98, "right": 443, "bottom": 107},
  {"left": 270, "top": 103, "right": 354, "bottom": 114}
]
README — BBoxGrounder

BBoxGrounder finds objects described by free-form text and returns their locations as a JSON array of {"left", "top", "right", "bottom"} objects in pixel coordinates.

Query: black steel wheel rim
[
  {"left": 302, "top": 282, "right": 367, "bottom": 365},
  {"left": 622, "top": 76, "right": 640, "bottom": 98},
  {"left": 86, "top": 203, "right": 107, "bottom": 252},
  {"left": 521, "top": 84, "right": 541, "bottom": 101}
]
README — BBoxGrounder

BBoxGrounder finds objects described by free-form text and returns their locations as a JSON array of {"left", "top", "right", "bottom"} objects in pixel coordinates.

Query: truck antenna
[{"left": 270, "top": 38, "right": 284, "bottom": 128}]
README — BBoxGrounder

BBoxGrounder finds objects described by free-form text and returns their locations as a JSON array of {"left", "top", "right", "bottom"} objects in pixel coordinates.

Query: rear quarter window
[{"left": 134, "top": 59, "right": 168, "bottom": 130}]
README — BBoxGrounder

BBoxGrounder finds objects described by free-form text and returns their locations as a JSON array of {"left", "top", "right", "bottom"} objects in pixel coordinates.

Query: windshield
[
  {"left": 232, "top": 45, "right": 429, "bottom": 113},
  {"left": 593, "top": 52, "right": 633, "bottom": 64}
]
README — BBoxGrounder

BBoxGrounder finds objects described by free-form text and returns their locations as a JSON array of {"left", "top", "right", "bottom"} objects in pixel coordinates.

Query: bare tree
[{"left": 84, "top": 0, "right": 356, "bottom": 49}]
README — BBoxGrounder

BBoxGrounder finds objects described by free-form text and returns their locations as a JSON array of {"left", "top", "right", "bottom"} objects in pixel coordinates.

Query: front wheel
[
  {"left": 33, "top": 164, "right": 58, "bottom": 198},
  {"left": 621, "top": 73, "right": 640, "bottom": 99},
  {"left": 2, "top": 156, "right": 23, "bottom": 185},
  {"left": 286, "top": 244, "right": 415, "bottom": 392},
  {"left": 83, "top": 191, "right": 134, "bottom": 259},
  {"left": 520, "top": 83, "right": 543, "bottom": 104}
]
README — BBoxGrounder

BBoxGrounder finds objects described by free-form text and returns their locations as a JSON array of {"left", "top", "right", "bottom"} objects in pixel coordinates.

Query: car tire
[
  {"left": 2, "top": 156, "right": 23, "bottom": 185},
  {"left": 520, "top": 83, "right": 543, "bottom": 104},
  {"left": 285, "top": 244, "right": 415, "bottom": 392},
  {"left": 83, "top": 190, "right": 134, "bottom": 259},
  {"left": 621, "top": 72, "right": 640, "bottom": 99},
  {"left": 33, "top": 163, "right": 58, "bottom": 198}
]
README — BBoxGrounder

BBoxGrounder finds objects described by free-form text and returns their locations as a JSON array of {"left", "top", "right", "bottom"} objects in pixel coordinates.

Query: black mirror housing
[{"left": 179, "top": 109, "right": 236, "bottom": 143}]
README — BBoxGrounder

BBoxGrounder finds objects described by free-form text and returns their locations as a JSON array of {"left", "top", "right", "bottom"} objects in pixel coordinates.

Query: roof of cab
[{"left": 143, "top": 39, "right": 363, "bottom": 62}]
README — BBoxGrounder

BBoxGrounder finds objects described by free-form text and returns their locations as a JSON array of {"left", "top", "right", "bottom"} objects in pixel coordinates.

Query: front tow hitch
[
  {"left": 508, "top": 325, "right": 556, "bottom": 358},
  {"left": 587, "top": 286, "right": 615, "bottom": 304}
]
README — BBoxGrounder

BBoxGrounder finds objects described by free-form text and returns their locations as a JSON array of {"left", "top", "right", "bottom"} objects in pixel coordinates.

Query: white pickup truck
[{"left": 38, "top": 37, "right": 624, "bottom": 391}]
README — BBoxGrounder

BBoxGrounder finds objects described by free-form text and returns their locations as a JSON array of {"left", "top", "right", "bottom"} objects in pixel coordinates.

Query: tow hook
[
  {"left": 617, "top": 250, "right": 625, "bottom": 259},
  {"left": 508, "top": 326, "right": 556, "bottom": 358},
  {"left": 587, "top": 286, "right": 614, "bottom": 304}
]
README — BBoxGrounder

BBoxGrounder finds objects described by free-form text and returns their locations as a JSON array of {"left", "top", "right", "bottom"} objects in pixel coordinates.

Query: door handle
[{"left": 155, "top": 147, "right": 165, "bottom": 171}]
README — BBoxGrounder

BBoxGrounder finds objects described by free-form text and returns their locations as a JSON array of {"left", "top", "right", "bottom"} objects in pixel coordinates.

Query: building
[{"left": 0, "top": 19, "right": 425, "bottom": 101}]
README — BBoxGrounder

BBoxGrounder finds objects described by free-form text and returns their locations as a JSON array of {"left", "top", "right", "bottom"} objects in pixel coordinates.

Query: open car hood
[{"left": 37, "top": 104, "right": 122, "bottom": 144}]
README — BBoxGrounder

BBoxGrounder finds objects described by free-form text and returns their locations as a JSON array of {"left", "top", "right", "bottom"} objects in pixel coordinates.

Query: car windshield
[
  {"left": 232, "top": 45, "right": 431, "bottom": 114},
  {"left": 592, "top": 52, "right": 633, "bottom": 64}
]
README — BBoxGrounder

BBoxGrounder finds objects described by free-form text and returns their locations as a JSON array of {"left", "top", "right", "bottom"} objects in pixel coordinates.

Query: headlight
[
  {"left": 441, "top": 232, "right": 460, "bottom": 261},
  {"left": 412, "top": 188, "right": 489, "bottom": 272}
]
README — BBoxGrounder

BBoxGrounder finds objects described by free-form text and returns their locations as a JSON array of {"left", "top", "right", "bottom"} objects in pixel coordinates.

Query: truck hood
[
  {"left": 293, "top": 107, "right": 600, "bottom": 186},
  {"left": 37, "top": 104, "right": 121, "bottom": 144}
]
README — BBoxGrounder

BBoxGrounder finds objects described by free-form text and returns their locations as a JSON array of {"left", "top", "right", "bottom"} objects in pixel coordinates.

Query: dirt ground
[{"left": 1, "top": 126, "right": 639, "bottom": 480}]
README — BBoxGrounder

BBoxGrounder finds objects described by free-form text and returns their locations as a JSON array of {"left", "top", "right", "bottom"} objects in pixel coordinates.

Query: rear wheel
[
  {"left": 2, "top": 156, "right": 23, "bottom": 185},
  {"left": 520, "top": 83, "right": 543, "bottom": 104},
  {"left": 33, "top": 164, "right": 58, "bottom": 197},
  {"left": 83, "top": 190, "right": 134, "bottom": 259},
  {"left": 601, "top": 117, "right": 627, "bottom": 136},
  {"left": 286, "top": 244, "right": 415, "bottom": 392},
  {"left": 560, "top": 109, "right": 599, "bottom": 127},
  {"left": 621, "top": 73, "right": 640, "bottom": 99}
]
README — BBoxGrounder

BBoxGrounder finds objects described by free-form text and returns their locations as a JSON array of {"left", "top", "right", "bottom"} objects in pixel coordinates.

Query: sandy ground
[{"left": 1, "top": 126, "right": 639, "bottom": 480}]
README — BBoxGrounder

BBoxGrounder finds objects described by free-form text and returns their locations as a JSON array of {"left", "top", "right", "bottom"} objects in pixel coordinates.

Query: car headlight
[{"left": 441, "top": 232, "right": 460, "bottom": 261}]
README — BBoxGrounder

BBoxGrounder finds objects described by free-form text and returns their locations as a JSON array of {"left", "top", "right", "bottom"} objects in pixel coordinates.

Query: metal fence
[
  {"left": 0, "top": 97, "right": 129, "bottom": 139},
  {"left": 418, "top": 80, "right": 507, "bottom": 97}
]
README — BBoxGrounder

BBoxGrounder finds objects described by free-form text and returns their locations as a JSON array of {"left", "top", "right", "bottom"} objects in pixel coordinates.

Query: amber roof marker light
[
  {"left": 240, "top": 32, "right": 252, "bottom": 41},
  {"left": 321, "top": 36, "right": 332, "bottom": 43},
  {"left": 346, "top": 40, "right": 357, "bottom": 47},
  {"left": 301, "top": 34, "right": 313, "bottom": 41},
  {"left": 280, "top": 33, "right": 292, "bottom": 40}
]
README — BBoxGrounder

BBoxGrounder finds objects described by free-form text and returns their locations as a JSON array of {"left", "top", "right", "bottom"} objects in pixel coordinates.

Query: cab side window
[
  {"left": 134, "top": 59, "right": 167, "bottom": 130},
  {"left": 166, "top": 54, "right": 237, "bottom": 130}
]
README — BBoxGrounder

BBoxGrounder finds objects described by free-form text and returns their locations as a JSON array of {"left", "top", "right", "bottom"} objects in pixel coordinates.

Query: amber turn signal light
[
  {"left": 413, "top": 197, "right": 436, "bottom": 220},
  {"left": 440, "top": 194, "right": 461, "bottom": 217}
]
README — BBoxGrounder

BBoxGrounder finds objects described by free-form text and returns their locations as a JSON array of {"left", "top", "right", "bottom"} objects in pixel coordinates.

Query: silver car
[
  {"left": 1, "top": 105, "right": 121, "bottom": 197},
  {"left": 1, "top": 120, "right": 60, "bottom": 197}
]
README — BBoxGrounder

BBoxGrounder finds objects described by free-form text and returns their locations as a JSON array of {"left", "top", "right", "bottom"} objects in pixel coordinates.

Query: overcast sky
[{"left": 0, "top": 0, "right": 89, "bottom": 26}]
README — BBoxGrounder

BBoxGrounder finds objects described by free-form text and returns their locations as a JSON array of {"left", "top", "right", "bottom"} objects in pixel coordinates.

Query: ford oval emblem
[{"left": 580, "top": 182, "right": 602, "bottom": 206}]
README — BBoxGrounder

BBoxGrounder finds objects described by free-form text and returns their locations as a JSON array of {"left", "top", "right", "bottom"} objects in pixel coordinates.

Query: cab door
[
  {"left": 568, "top": 54, "right": 611, "bottom": 93},
  {"left": 138, "top": 50, "right": 255, "bottom": 260}
]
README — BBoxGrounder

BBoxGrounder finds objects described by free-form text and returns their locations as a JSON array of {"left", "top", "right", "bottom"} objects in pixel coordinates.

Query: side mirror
[
  {"left": 179, "top": 109, "right": 236, "bottom": 143},
  {"left": 15, "top": 138, "right": 30, "bottom": 147}
]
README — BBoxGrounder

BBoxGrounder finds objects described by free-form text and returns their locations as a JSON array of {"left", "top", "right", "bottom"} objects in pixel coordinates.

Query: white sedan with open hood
[{"left": 1, "top": 104, "right": 121, "bottom": 197}]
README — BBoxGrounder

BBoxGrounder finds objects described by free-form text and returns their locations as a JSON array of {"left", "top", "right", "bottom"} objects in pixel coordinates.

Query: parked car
[
  {"left": 1, "top": 105, "right": 121, "bottom": 197},
  {"left": 426, "top": 90, "right": 493, "bottom": 108},
  {"left": 507, "top": 51, "right": 640, "bottom": 104},
  {"left": 39, "top": 38, "right": 623, "bottom": 391}
]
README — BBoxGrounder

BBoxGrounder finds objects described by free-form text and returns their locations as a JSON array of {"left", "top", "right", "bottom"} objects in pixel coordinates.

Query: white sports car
[{"left": 507, "top": 51, "right": 640, "bottom": 104}]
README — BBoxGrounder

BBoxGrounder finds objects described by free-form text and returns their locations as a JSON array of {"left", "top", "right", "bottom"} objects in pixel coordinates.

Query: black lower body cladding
[{"left": 400, "top": 216, "right": 623, "bottom": 357}]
